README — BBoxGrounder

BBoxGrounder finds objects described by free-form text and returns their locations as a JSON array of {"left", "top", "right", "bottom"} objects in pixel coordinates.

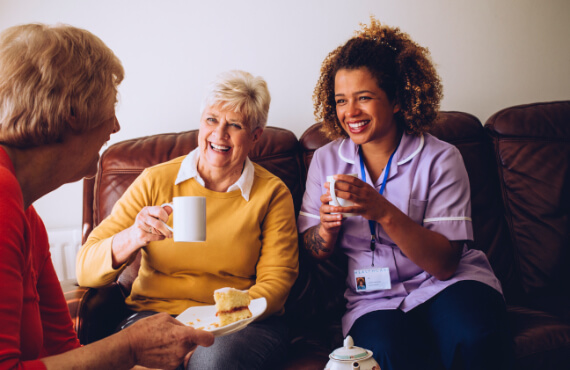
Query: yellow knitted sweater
[{"left": 76, "top": 156, "right": 299, "bottom": 318}]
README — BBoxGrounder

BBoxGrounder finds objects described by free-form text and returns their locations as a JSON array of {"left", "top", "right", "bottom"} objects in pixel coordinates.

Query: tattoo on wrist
[{"left": 303, "top": 225, "right": 331, "bottom": 255}]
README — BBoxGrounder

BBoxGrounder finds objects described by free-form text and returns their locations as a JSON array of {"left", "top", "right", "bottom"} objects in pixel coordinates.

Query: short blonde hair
[
  {"left": 200, "top": 70, "right": 271, "bottom": 130},
  {"left": 0, "top": 23, "right": 124, "bottom": 148}
]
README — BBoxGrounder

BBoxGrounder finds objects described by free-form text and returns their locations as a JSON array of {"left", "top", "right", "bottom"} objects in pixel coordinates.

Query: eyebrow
[
  {"left": 206, "top": 111, "right": 244, "bottom": 125},
  {"left": 334, "top": 90, "right": 376, "bottom": 97}
]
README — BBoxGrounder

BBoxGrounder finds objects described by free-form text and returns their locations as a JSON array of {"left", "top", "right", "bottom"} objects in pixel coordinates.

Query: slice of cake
[{"left": 213, "top": 287, "right": 252, "bottom": 327}]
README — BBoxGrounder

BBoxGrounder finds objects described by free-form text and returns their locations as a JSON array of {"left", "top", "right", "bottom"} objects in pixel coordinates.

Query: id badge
[{"left": 354, "top": 267, "right": 391, "bottom": 292}]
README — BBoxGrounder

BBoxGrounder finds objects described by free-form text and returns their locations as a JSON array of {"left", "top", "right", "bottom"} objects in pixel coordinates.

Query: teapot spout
[{"left": 352, "top": 362, "right": 360, "bottom": 370}]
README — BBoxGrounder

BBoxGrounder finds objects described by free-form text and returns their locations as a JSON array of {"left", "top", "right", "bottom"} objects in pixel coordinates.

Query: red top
[{"left": 0, "top": 148, "right": 81, "bottom": 369}]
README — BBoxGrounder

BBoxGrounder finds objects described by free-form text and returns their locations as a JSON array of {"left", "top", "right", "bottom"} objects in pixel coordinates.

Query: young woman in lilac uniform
[{"left": 298, "top": 18, "right": 512, "bottom": 370}]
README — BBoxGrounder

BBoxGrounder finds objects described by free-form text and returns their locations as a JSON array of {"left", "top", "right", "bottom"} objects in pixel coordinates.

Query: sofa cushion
[
  {"left": 294, "top": 110, "right": 513, "bottom": 351},
  {"left": 485, "top": 101, "right": 570, "bottom": 302},
  {"left": 299, "top": 111, "right": 512, "bottom": 284},
  {"left": 507, "top": 305, "right": 570, "bottom": 370}
]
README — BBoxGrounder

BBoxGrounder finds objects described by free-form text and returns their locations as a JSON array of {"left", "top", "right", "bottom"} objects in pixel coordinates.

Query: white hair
[{"left": 200, "top": 70, "right": 271, "bottom": 129}]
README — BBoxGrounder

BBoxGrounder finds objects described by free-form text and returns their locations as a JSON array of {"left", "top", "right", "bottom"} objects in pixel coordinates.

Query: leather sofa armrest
[
  {"left": 506, "top": 304, "right": 570, "bottom": 364},
  {"left": 63, "top": 281, "right": 131, "bottom": 344},
  {"left": 62, "top": 280, "right": 89, "bottom": 335}
]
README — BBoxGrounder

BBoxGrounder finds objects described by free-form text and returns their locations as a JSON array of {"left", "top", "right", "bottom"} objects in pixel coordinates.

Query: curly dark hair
[{"left": 313, "top": 17, "right": 443, "bottom": 140}]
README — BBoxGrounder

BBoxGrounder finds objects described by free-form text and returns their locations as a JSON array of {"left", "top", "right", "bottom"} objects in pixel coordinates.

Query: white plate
[{"left": 175, "top": 297, "right": 267, "bottom": 337}]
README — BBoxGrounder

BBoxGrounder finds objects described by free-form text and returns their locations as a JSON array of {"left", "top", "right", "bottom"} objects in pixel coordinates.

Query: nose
[
  {"left": 345, "top": 100, "right": 361, "bottom": 117},
  {"left": 213, "top": 121, "right": 229, "bottom": 138},
  {"left": 112, "top": 116, "right": 121, "bottom": 134}
]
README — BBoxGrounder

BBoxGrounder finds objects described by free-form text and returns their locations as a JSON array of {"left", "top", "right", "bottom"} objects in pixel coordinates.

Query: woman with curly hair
[{"left": 298, "top": 18, "right": 511, "bottom": 369}]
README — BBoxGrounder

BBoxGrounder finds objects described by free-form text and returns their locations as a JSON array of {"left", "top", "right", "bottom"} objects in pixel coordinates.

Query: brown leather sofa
[{"left": 65, "top": 101, "right": 570, "bottom": 369}]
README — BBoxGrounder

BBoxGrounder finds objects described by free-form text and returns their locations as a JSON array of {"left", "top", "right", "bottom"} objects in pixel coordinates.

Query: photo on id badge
[
  {"left": 356, "top": 277, "right": 367, "bottom": 291},
  {"left": 354, "top": 267, "right": 391, "bottom": 292}
]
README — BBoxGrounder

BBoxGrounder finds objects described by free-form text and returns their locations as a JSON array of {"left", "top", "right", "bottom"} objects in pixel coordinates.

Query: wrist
[
  {"left": 302, "top": 225, "right": 334, "bottom": 258},
  {"left": 111, "top": 229, "right": 139, "bottom": 268},
  {"left": 119, "top": 326, "right": 139, "bottom": 368},
  {"left": 318, "top": 224, "right": 338, "bottom": 243},
  {"left": 373, "top": 200, "right": 395, "bottom": 227}
]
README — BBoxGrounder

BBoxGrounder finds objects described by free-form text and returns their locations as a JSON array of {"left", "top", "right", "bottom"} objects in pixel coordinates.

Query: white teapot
[{"left": 325, "top": 336, "right": 381, "bottom": 370}]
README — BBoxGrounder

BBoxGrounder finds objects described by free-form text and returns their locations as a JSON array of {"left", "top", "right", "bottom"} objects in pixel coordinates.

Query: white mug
[
  {"left": 327, "top": 173, "right": 358, "bottom": 217},
  {"left": 161, "top": 196, "right": 206, "bottom": 242}
]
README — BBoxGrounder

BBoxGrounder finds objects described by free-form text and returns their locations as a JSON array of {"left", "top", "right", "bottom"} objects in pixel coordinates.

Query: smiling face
[
  {"left": 334, "top": 67, "right": 400, "bottom": 150},
  {"left": 197, "top": 104, "right": 262, "bottom": 180}
]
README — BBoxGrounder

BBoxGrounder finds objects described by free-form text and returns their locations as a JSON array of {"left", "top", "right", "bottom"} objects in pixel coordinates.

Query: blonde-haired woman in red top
[{"left": 0, "top": 23, "right": 213, "bottom": 370}]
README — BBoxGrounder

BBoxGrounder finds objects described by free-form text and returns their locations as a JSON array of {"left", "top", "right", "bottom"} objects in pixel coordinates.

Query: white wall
[{"left": 1, "top": 0, "right": 569, "bottom": 231}]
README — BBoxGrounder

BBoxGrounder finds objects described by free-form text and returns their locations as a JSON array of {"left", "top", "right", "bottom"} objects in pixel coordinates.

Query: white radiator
[{"left": 47, "top": 228, "right": 82, "bottom": 282}]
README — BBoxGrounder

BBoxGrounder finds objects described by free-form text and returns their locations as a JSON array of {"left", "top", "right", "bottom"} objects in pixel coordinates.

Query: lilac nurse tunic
[{"left": 297, "top": 131, "right": 503, "bottom": 336}]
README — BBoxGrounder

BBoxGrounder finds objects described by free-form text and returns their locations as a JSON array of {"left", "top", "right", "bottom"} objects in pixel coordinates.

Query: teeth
[
  {"left": 210, "top": 143, "right": 230, "bottom": 151},
  {"left": 348, "top": 121, "right": 368, "bottom": 129}
]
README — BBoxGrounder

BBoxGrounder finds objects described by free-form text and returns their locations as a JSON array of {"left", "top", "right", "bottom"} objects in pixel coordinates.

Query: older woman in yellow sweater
[{"left": 76, "top": 70, "right": 299, "bottom": 370}]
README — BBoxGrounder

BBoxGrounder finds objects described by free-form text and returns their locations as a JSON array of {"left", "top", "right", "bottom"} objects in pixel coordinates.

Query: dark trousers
[{"left": 348, "top": 280, "right": 513, "bottom": 370}]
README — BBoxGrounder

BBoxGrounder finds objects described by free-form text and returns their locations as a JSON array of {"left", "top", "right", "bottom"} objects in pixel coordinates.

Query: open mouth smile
[
  {"left": 210, "top": 142, "right": 230, "bottom": 152},
  {"left": 347, "top": 120, "right": 370, "bottom": 132}
]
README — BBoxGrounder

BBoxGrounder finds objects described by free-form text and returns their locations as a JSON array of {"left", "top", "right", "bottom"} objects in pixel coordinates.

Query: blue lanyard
[{"left": 359, "top": 143, "right": 399, "bottom": 266}]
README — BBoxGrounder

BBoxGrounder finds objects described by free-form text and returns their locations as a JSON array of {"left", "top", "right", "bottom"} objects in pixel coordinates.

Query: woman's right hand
[
  {"left": 319, "top": 189, "right": 344, "bottom": 236},
  {"left": 111, "top": 206, "right": 173, "bottom": 268},
  {"left": 300, "top": 187, "right": 345, "bottom": 260},
  {"left": 41, "top": 312, "right": 214, "bottom": 370},
  {"left": 123, "top": 313, "right": 214, "bottom": 370}
]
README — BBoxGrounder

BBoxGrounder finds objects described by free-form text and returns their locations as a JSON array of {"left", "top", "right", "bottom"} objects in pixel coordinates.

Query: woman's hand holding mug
[{"left": 327, "top": 173, "right": 358, "bottom": 217}]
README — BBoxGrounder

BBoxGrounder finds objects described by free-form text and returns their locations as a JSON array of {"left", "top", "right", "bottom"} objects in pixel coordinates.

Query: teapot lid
[{"left": 330, "top": 336, "right": 373, "bottom": 361}]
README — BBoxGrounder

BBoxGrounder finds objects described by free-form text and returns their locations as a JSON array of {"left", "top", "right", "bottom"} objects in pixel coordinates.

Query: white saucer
[{"left": 175, "top": 297, "right": 267, "bottom": 337}]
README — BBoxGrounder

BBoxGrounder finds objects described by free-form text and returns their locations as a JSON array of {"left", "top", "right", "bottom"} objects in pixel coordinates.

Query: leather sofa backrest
[
  {"left": 82, "top": 126, "right": 304, "bottom": 293},
  {"left": 288, "top": 111, "right": 514, "bottom": 346},
  {"left": 485, "top": 101, "right": 570, "bottom": 301},
  {"left": 300, "top": 112, "right": 510, "bottom": 256},
  {"left": 82, "top": 109, "right": 545, "bottom": 305}
]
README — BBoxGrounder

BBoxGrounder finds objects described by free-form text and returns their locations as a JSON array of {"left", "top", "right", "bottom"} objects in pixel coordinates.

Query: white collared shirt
[{"left": 175, "top": 148, "right": 254, "bottom": 201}]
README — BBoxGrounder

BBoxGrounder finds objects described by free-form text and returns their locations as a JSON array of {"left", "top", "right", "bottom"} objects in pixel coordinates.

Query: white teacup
[
  {"left": 161, "top": 196, "right": 206, "bottom": 242},
  {"left": 327, "top": 173, "right": 358, "bottom": 218}
]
